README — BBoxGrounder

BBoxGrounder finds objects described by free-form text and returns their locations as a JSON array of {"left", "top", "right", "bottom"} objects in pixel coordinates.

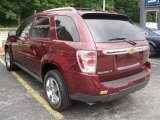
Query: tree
[
  {"left": 113, "top": 0, "right": 140, "bottom": 23},
  {"left": 0, "top": 0, "right": 154, "bottom": 27}
]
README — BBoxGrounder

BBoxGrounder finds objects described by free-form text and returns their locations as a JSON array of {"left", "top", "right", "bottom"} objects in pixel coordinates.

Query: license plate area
[{"left": 116, "top": 53, "right": 140, "bottom": 70}]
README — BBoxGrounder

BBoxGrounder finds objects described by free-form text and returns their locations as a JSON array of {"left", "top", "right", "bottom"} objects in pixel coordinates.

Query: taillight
[{"left": 76, "top": 50, "right": 97, "bottom": 73}]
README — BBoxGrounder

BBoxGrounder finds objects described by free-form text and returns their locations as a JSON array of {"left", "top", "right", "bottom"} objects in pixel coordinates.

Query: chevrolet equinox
[{"left": 5, "top": 7, "right": 151, "bottom": 111}]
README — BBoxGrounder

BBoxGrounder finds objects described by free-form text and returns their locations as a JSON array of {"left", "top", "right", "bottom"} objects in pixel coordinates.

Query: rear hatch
[{"left": 83, "top": 13, "right": 149, "bottom": 82}]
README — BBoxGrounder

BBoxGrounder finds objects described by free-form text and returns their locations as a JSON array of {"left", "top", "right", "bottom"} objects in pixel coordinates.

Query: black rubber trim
[
  {"left": 14, "top": 62, "right": 42, "bottom": 82},
  {"left": 70, "top": 80, "right": 149, "bottom": 103},
  {"left": 82, "top": 13, "right": 129, "bottom": 21},
  {"left": 101, "top": 70, "right": 149, "bottom": 87},
  {"left": 106, "top": 80, "right": 148, "bottom": 102}
]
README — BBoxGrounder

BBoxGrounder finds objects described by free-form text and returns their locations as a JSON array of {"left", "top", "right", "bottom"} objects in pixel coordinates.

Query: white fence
[
  {"left": 0, "top": 28, "right": 17, "bottom": 47},
  {"left": 0, "top": 31, "right": 9, "bottom": 47}
]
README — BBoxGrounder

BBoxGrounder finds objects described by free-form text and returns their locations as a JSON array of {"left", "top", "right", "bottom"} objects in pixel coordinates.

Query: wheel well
[
  {"left": 148, "top": 42, "right": 155, "bottom": 48},
  {"left": 149, "top": 43, "right": 156, "bottom": 52},
  {"left": 41, "top": 63, "right": 59, "bottom": 81},
  {"left": 5, "top": 45, "right": 9, "bottom": 51}
]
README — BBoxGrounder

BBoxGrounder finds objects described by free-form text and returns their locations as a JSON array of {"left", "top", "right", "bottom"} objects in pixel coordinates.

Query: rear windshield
[{"left": 84, "top": 19, "right": 145, "bottom": 43}]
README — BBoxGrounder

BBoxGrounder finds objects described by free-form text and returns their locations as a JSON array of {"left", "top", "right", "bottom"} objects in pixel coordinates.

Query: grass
[
  {"left": 2, "top": 40, "right": 6, "bottom": 47},
  {"left": 0, "top": 25, "right": 18, "bottom": 28}
]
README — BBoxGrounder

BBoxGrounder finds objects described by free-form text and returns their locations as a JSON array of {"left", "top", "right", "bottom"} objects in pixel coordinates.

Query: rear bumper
[
  {"left": 70, "top": 80, "right": 149, "bottom": 103},
  {"left": 65, "top": 62, "right": 151, "bottom": 102}
]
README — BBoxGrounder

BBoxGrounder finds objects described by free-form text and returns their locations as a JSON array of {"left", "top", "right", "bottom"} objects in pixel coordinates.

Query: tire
[
  {"left": 43, "top": 70, "right": 72, "bottom": 111},
  {"left": 5, "top": 49, "right": 15, "bottom": 71},
  {"left": 149, "top": 45, "right": 156, "bottom": 58}
]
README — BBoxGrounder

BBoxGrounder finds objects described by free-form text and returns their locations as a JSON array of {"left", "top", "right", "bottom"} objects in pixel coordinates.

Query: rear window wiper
[
  {"left": 108, "top": 37, "right": 126, "bottom": 41},
  {"left": 108, "top": 37, "right": 137, "bottom": 46}
]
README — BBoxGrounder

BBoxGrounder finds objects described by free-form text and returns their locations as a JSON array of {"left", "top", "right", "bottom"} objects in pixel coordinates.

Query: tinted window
[
  {"left": 84, "top": 19, "right": 145, "bottom": 43},
  {"left": 17, "top": 18, "right": 33, "bottom": 38},
  {"left": 55, "top": 16, "right": 79, "bottom": 42},
  {"left": 32, "top": 17, "right": 50, "bottom": 38}
]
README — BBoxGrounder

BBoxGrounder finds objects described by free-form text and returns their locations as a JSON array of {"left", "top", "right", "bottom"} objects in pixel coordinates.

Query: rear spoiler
[{"left": 82, "top": 13, "right": 130, "bottom": 21}]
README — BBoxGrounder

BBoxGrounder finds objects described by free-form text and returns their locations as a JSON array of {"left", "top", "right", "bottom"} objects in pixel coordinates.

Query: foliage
[
  {"left": 2, "top": 40, "right": 6, "bottom": 47},
  {"left": 0, "top": 0, "right": 156, "bottom": 27},
  {"left": 113, "top": 0, "right": 140, "bottom": 22},
  {"left": 146, "top": 11, "right": 156, "bottom": 22}
]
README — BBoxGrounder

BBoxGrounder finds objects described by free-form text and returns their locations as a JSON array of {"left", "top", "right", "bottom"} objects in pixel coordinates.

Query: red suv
[{"left": 5, "top": 7, "right": 151, "bottom": 111}]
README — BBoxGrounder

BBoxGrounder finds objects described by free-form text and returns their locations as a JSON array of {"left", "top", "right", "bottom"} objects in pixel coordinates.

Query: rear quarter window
[{"left": 55, "top": 16, "right": 80, "bottom": 42}]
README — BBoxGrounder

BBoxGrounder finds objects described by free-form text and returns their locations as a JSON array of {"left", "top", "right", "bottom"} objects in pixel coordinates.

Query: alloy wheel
[
  {"left": 5, "top": 52, "right": 11, "bottom": 68},
  {"left": 46, "top": 77, "right": 60, "bottom": 105}
]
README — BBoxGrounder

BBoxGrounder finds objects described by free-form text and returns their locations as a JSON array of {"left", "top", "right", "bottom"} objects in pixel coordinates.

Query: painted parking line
[
  {"left": 151, "top": 62, "right": 160, "bottom": 65},
  {"left": 0, "top": 58, "right": 63, "bottom": 120},
  {"left": 0, "top": 58, "right": 5, "bottom": 66},
  {"left": 149, "top": 60, "right": 160, "bottom": 66}
]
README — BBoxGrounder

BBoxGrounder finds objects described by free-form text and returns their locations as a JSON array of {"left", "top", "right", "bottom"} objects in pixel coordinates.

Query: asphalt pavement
[{"left": 0, "top": 55, "right": 160, "bottom": 120}]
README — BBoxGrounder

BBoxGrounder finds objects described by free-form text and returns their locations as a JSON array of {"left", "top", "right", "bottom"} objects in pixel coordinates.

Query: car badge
[{"left": 128, "top": 47, "right": 136, "bottom": 54}]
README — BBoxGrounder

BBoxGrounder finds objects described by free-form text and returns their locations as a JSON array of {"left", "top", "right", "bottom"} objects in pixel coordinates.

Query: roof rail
[
  {"left": 43, "top": 7, "right": 96, "bottom": 13},
  {"left": 44, "top": 7, "right": 76, "bottom": 12}
]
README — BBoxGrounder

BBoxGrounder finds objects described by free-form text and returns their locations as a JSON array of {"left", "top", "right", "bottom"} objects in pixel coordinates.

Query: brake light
[{"left": 76, "top": 50, "right": 97, "bottom": 73}]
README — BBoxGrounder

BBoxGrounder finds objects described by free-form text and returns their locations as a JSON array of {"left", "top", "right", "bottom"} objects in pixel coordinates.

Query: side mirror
[{"left": 8, "top": 31, "right": 16, "bottom": 37}]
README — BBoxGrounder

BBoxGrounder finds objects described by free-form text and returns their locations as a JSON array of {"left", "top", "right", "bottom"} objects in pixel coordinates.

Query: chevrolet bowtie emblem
[{"left": 128, "top": 47, "right": 136, "bottom": 54}]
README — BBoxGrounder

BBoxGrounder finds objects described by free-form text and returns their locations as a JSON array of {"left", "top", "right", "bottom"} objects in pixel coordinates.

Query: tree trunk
[{"left": 18, "top": 13, "right": 21, "bottom": 26}]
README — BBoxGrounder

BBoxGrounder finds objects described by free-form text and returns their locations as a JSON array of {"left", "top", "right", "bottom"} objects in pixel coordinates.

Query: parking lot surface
[{"left": 0, "top": 55, "right": 160, "bottom": 120}]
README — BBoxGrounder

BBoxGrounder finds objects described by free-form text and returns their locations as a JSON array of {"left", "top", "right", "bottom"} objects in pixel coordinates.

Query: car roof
[{"left": 35, "top": 7, "right": 129, "bottom": 19}]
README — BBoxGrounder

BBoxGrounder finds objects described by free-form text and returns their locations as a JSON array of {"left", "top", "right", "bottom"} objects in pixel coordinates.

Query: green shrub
[{"left": 2, "top": 40, "right": 6, "bottom": 47}]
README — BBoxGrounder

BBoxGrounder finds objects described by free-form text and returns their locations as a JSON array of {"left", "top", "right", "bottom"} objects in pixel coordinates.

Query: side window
[
  {"left": 32, "top": 17, "right": 50, "bottom": 39},
  {"left": 55, "top": 16, "right": 79, "bottom": 42},
  {"left": 17, "top": 18, "right": 33, "bottom": 38}
]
